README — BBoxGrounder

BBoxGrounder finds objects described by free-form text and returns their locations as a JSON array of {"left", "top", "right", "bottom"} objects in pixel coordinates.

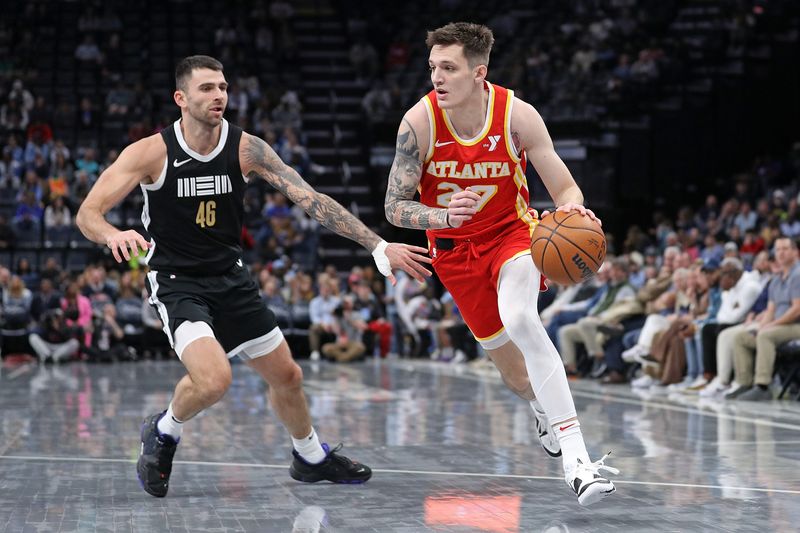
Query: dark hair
[
  {"left": 175, "top": 55, "right": 224, "bottom": 91},
  {"left": 425, "top": 22, "right": 494, "bottom": 67}
]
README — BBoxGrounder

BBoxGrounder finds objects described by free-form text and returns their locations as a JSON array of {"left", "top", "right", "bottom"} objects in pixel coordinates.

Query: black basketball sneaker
[
  {"left": 289, "top": 443, "right": 372, "bottom": 484},
  {"left": 136, "top": 411, "right": 179, "bottom": 497}
]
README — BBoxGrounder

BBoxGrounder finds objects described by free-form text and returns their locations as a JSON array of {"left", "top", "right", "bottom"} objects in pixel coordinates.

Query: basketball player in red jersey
[{"left": 384, "top": 22, "right": 618, "bottom": 505}]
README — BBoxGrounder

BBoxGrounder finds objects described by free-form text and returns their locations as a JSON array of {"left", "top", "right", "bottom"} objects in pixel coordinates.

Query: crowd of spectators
[
  {"left": 536, "top": 141, "right": 800, "bottom": 401},
  {"left": 1, "top": 1, "right": 799, "bottom": 408}
]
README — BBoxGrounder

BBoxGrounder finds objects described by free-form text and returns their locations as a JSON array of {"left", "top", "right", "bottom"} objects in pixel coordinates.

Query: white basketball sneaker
[
  {"left": 565, "top": 453, "right": 619, "bottom": 506},
  {"left": 532, "top": 405, "right": 561, "bottom": 458}
]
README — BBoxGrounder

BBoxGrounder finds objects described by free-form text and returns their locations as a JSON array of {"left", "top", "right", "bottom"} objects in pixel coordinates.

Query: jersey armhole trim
[
  {"left": 422, "top": 96, "right": 436, "bottom": 163},
  {"left": 141, "top": 155, "right": 168, "bottom": 191},
  {"left": 505, "top": 91, "right": 522, "bottom": 164}
]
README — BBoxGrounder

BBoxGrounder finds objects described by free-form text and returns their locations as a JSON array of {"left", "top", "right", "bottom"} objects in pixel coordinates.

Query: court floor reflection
[{"left": 1, "top": 359, "right": 799, "bottom": 532}]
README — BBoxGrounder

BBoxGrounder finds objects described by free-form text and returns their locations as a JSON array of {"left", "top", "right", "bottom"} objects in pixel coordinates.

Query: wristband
[{"left": 371, "top": 240, "right": 392, "bottom": 277}]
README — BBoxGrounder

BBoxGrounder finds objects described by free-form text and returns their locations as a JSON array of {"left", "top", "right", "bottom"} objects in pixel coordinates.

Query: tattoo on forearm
[
  {"left": 385, "top": 119, "right": 448, "bottom": 229},
  {"left": 243, "top": 135, "right": 380, "bottom": 250}
]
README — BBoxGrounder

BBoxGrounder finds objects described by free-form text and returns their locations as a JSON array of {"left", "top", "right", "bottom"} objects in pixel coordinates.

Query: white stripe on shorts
[
  {"left": 146, "top": 270, "right": 174, "bottom": 347},
  {"left": 227, "top": 327, "right": 284, "bottom": 360}
]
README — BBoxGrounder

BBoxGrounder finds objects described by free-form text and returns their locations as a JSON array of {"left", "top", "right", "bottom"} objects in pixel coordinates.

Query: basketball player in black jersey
[{"left": 76, "top": 55, "right": 432, "bottom": 498}]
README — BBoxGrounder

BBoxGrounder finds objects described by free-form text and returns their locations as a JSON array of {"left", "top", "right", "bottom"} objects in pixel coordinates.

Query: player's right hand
[
  {"left": 106, "top": 230, "right": 150, "bottom": 262},
  {"left": 447, "top": 187, "right": 481, "bottom": 228}
]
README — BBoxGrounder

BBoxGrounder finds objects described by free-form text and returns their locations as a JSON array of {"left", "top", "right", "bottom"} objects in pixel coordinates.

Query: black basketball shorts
[{"left": 144, "top": 260, "right": 280, "bottom": 359}]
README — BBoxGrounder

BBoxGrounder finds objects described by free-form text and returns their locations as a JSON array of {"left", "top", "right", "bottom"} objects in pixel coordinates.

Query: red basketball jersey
[{"left": 420, "top": 82, "right": 535, "bottom": 241}]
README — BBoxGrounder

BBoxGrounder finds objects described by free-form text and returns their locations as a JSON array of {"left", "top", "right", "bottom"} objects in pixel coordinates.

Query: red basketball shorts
[{"left": 429, "top": 221, "right": 545, "bottom": 346}]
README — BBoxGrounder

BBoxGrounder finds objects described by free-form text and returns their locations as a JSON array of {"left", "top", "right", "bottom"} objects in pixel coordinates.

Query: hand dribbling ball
[{"left": 531, "top": 211, "right": 606, "bottom": 286}]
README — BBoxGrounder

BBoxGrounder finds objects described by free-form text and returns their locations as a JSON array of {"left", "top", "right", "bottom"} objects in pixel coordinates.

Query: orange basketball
[{"left": 531, "top": 211, "right": 606, "bottom": 286}]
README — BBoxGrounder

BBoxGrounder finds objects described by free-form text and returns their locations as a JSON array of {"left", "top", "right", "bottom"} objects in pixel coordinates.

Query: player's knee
[
  {"left": 500, "top": 305, "right": 533, "bottom": 336},
  {"left": 198, "top": 369, "right": 232, "bottom": 401},
  {"left": 279, "top": 362, "right": 304, "bottom": 390}
]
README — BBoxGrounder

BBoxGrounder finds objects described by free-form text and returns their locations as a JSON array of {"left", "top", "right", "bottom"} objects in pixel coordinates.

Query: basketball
[{"left": 531, "top": 211, "right": 606, "bottom": 285}]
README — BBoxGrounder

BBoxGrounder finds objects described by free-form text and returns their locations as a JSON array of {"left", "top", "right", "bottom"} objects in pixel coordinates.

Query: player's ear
[
  {"left": 174, "top": 89, "right": 186, "bottom": 108},
  {"left": 473, "top": 64, "right": 487, "bottom": 83}
]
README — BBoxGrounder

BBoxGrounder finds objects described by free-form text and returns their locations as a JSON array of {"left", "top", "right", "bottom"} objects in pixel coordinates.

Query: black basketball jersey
[{"left": 141, "top": 119, "right": 245, "bottom": 275}]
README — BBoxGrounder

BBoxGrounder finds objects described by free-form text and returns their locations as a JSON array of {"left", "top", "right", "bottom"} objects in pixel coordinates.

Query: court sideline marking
[
  {"left": 390, "top": 361, "right": 800, "bottom": 433},
  {"left": 1, "top": 454, "right": 798, "bottom": 496}
]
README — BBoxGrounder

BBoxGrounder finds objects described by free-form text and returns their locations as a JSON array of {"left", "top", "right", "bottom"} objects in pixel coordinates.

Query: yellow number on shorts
[
  {"left": 435, "top": 183, "right": 498, "bottom": 212},
  {"left": 196, "top": 200, "right": 216, "bottom": 228}
]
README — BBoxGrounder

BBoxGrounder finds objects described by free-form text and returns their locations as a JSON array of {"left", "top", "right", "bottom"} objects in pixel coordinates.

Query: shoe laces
[
  {"left": 578, "top": 453, "right": 620, "bottom": 477},
  {"left": 324, "top": 443, "right": 356, "bottom": 467}
]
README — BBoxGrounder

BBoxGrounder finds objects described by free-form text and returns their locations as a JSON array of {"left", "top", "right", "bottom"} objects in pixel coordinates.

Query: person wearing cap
[
  {"left": 729, "top": 237, "right": 800, "bottom": 401},
  {"left": 723, "top": 241, "right": 739, "bottom": 259},
  {"left": 699, "top": 257, "right": 768, "bottom": 398}
]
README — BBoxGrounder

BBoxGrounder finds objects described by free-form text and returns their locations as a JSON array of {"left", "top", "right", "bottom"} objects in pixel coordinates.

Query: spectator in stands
[
  {"left": 698, "top": 257, "right": 766, "bottom": 397},
  {"left": 8, "top": 79, "right": 34, "bottom": 113},
  {"left": 25, "top": 127, "right": 52, "bottom": 166},
  {"left": 76, "top": 97, "right": 99, "bottom": 139},
  {"left": 1, "top": 275, "right": 33, "bottom": 332},
  {"left": 261, "top": 275, "right": 291, "bottom": 330},
  {"left": 30, "top": 277, "right": 61, "bottom": 322},
  {"left": 730, "top": 237, "right": 800, "bottom": 401},
  {"left": 349, "top": 38, "right": 379, "bottom": 82},
  {"left": 543, "top": 269, "right": 607, "bottom": 355},
  {"left": 558, "top": 257, "right": 636, "bottom": 375},
  {"left": 27, "top": 99, "right": 54, "bottom": 133},
  {"left": 44, "top": 195, "right": 72, "bottom": 237},
  {"left": 70, "top": 169, "right": 92, "bottom": 206},
  {"left": 74, "top": 35, "right": 103, "bottom": 65},
  {"left": 353, "top": 280, "right": 391, "bottom": 358},
  {"left": 308, "top": 277, "right": 340, "bottom": 361},
  {"left": 105, "top": 81, "right": 134, "bottom": 117},
  {"left": 226, "top": 83, "right": 249, "bottom": 123},
  {"left": 321, "top": 295, "right": 367, "bottom": 363},
  {"left": 62, "top": 280, "right": 92, "bottom": 348},
  {"left": 15, "top": 257, "right": 38, "bottom": 289},
  {"left": 28, "top": 308, "right": 80, "bottom": 364},
  {"left": 362, "top": 81, "right": 392, "bottom": 123},
  {"left": 75, "top": 148, "right": 100, "bottom": 179},
  {"left": 254, "top": 25, "right": 274, "bottom": 54},
  {"left": 13, "top": 190, "right": 43, "bottom": 236},
  {"left": 82, "top": 265, "right": 117, "bottom": 311},
  {"left": 85, "top": 303, "right": 131, "bottom": 362},
  {"left": 271, "top": 91, "right": 303, "bottom": 132},
  {"left": 39, "top": 256, "right": 63, "bottom": 283}
]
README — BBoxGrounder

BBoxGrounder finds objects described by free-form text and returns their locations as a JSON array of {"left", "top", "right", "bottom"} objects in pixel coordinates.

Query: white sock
[
  {"left": 292, "top": 428, "right": 326, "bottom": 464},
  {"left": 496, "top": 257, "right": 591, "bottom": 471},
  {"left": 555, "top": 420, "right": 590, "bottom": 471},
  {"left": 157, "top": 403, "right": 184, "bottom": 440}
]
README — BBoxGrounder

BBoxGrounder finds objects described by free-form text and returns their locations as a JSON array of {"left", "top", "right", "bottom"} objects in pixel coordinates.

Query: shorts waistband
[{"left": 431, "top": 221, "right": 526, "bottom": 250}]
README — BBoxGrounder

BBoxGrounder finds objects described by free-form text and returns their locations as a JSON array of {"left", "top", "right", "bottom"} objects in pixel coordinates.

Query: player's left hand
[
  {"left": 373, "top": 241, "right": 432, "bottom": 285},
  {"left": 541, "top": 203, "right": 602, "bottom": 226}
]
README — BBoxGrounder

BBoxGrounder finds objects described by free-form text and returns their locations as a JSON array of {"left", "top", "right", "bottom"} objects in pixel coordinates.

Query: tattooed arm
[
  {"left": 240, "top": 132, "right": 381, "bottom": 249},
  {"left": 240, "top": 132, "right": 432, "bottom": 282},
  {"left": 384, "top": 103, "right": 479, "bottom": 230}
]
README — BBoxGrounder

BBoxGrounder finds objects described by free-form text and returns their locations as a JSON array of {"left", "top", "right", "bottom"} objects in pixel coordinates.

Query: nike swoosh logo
[
  {"left": 236, "top": 259, "right": 243, "bottom": 267},
  {"left": 435, "top": 140, "right": 455, "bottom": 147},
  {"left": 173, "top": 158, "right": 192, "bottom": 167},
  {"left": 559, "top": 423, "right": 576, "bottom": 431}
]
